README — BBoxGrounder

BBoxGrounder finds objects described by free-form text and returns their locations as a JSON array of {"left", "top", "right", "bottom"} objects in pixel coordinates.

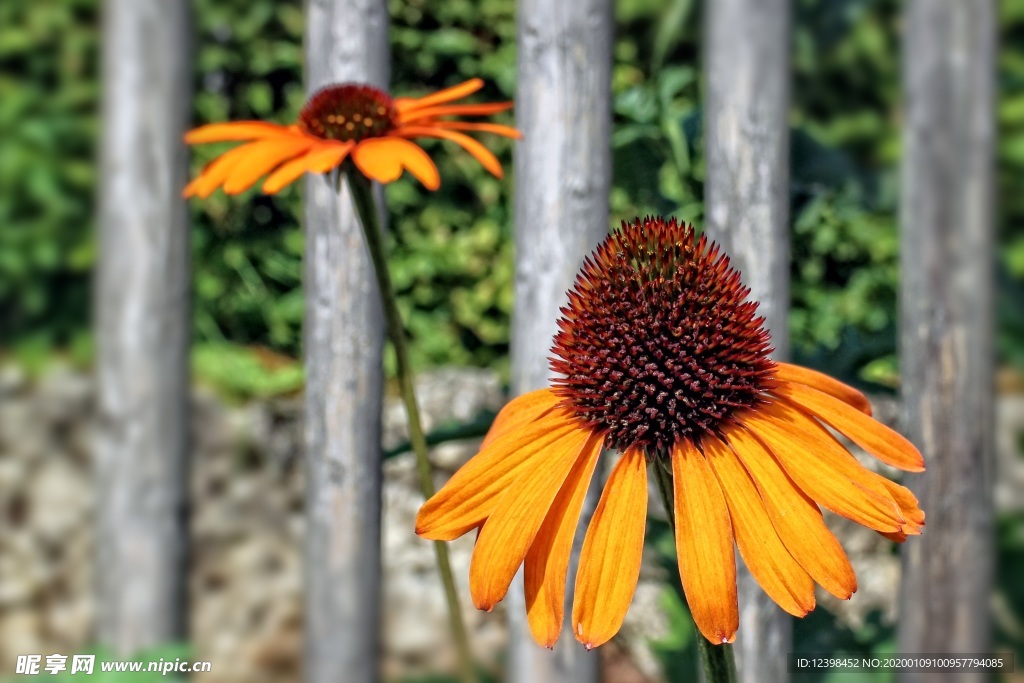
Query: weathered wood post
[
  {"left": 704, "top": 0, "right": 792, "bottom": 680},
  {"left": 898, "top": 2, "right": 996, "bottom": 681},
  {"left": 508, "top": 1, "right": 613, "bottom": 681},
  {"left": 303, "top": 1, "right": 388, "bottom": 681},
  {"left": 95, "top": 0, "right": 193, "bottom": 656}
]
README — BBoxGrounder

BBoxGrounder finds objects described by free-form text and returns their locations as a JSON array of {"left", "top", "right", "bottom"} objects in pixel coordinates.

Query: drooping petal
[
  {"left": 351, "top": 137, "right": 441, "bottom": 189},
  {"left": 397, "top": 126, "right": 504, "bottom": 178},
  {"left": 481, "top": 389, "right": 562, "bottom": 450},
  {"left": 572, "top": 448, "right": 648, "bottom": 650},
  {"left": 703, "top": 435, "right": 816, "bottom": 618},
  {"left": 741, "top": 401, "right": 905, "bottom": 533},
  {"left": 524, "top": 433, "right": 605, "bottom": 647},
  {"left": 222, "top": 136, "right": 317, "bottom": 195},
  {"left": 773, "top": 362, "right": 873, "bottom": 416},
  {"left": 873, "top": 475, "right": 925, "bottom": 533},
  {"left": 260, "top": 141, "right": 354, "bottom": 194},
  {"left": 469, "top": 427, "right": 595, "bottom": 611},
  {"left": 184, "top": 142, "right": 264, "bottom": 198},
  {"left": 723, "top": 423, "right": 857, "bottom": 599},
  {"left": 394, "top": 78, "right": 485, "bottom": 112},
  {"left": 773, "top": 382, "right": 925, "bottom": 472},
  {"left": 399, "top": 101, "right": 515, "bottom": 124},
  {"left": 184, "top": 121, "right": 292, "bottom": 144},
  {"left": 672, "top": 441, "right": 739, "bottom": 644},
  {"left": 415, "top": 409, "right": 582, "bottom": 541},
  {"left": 430, "top": 120, "right": 523, "bottom": 139}
]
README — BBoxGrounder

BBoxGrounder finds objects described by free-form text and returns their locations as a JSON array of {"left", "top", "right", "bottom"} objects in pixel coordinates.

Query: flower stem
[
  {"left": 651, "top": 461, "right": 738, "bottom": 683},
  {"left": 344, "top": 167, "right": 476, "bottom": 683}
]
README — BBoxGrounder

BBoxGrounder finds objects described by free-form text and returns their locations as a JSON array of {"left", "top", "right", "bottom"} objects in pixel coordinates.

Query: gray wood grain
[
  {"left": 507, "top": 1, "right": 612, "bottom": 681},
  {"left": 95, "top": 0, "right": 192, "bottom": 656},
  {"left": 897, "top": 2, "right": 996, "bottom": 681},
  {"left": 704, "top": 0, "right": 792, "bottom": 680},
  {"left": 303, "top": 1, "right": 388, "bottom": 681}
]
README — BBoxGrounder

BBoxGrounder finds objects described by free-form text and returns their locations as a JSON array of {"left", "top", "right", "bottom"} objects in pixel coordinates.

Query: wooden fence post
[
  {"left": 704, "top": 0, "right": 792, "bottom": 680},
  {"left": 95, "top": 0, "right": 193, "bottom": 656},
  {"left": 507, "top": 1, "right": 613, "bottom": 682},
  {"left": 303, "top": 1, "right": 389, "bottom": 681},
  {"left": 898, "top": 2, "right": 996, "bottom": 680}
]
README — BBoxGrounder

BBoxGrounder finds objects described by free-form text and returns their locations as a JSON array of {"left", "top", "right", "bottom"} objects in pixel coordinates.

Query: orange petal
[
  {"left": 398, "top": 126, "right": 503, "bottom": 178},
  {"left": 773, "top": 381, "right": 925, "bottom": 472},
  {"left": 672, "top": 441, "right": 739, "bottom": 644},
  {"left": 398, "top": 101, "right": 514, "bottom": 123},
  {"left": 723, "top": 423, "right": 857, "bottom": 600},
  {"left": 184, "top": 121, "right": 291, "bottom": 144},
  {"left": 481, "top": 389, "right": 561, "bottom": 451},
  {"left": 774, "top": 362, "right": 873, "bottom": 416},
  {"left": 524, "top": 433, "right": 605, "bottom": 647},
  {"left": 572, "top": 448, "right": 648, "bottom": 650},
  {"left": 351, "top": 137, "right": 441, "bottom": 189},
  {"left": 469, "top": 428, "right": 596, "bottom": 611},
  {"left": 415, "top": 409, "right": 582, "bottom": 541},
  {"left": 871, "top": 475, "right": 925, "bottom": 534},
  {"left": 222, "top": 136, "right": 316, "bottom": 195},
  {"left": 430, "top": 120, "right": 523, "bottom": 139},
  {"left": 184, "top": 143, "right": 261, "bottom": 198},
  {"left": 742, "top": 401, "right": 905, "bottom": 532},
  {"left": 394, "top": 78, "right": 485, "bottom": 112},
  {"left": 703, "top": 435, "right": 816, "bottom": 618},
  {"left": 260, "top": 141, "right": 354, "bottom": 194}
]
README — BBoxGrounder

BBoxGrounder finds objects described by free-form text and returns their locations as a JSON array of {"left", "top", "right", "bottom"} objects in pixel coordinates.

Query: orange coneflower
[
  {"left": 182, "top": 78, "right": 520, "bottom": 197},
  {"left": 416, "top": 216, "right": 925, "bottom": 650}
]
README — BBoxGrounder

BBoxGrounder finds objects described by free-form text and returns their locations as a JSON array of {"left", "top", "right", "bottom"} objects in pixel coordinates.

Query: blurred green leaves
[{"left": 4, "top": 0, "right": 1023, "bottom": 395}]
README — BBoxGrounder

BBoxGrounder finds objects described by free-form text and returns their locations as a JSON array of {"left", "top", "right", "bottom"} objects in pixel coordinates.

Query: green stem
[
  {"left": 651, "top": 462, "right": 738, "bottom": 683},
  {"left": 344, "top": 167, "right": 476, "bottom": 683}
]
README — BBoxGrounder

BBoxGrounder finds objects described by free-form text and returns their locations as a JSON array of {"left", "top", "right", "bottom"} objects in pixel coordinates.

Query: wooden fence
[{"left": 95, "top": 0, "right": 996, "bottom": 681}]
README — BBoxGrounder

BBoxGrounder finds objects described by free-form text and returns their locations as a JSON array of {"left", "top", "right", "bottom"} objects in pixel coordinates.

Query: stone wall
[{"left": 0, "top": 364, "right": 1021, "bottom": 682}]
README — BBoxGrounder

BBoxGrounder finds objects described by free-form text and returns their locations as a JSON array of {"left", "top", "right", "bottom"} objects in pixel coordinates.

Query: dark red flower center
[
  {"left": 298, "top": 83, "right": 396, "bottom": 142},
  {"left": 550, "top": 217, "right": 776, "bottom": 454}
]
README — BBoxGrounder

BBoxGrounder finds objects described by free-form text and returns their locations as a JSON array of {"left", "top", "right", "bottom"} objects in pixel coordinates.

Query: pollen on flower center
[
  {"left": 298, "top": 83, "right": 396, "bottom": 142},
  {"left": 550, "top": 217, "right": 777, "bottom": 454}
]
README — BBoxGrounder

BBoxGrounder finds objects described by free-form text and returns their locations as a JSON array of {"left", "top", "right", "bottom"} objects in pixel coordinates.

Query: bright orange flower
[
  {"left": 416, "top": 217, "right": 925, "bottom": 650},
  {"left": 182, "top": 78, "right": 520, "bottom": 197}
]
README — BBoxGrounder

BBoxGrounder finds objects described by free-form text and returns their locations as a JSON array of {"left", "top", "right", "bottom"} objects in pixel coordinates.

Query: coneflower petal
[
  {"left": 222, "top": 137, "right": 316, "bottom": 195},
  {"left": 873, "top": 474, "right": 925, "bottom": 531},
  {"left": 572, "top": 448, "right": 647, "bottom": 650},
  {"left": 773, "top": 363, "right": 873, "bottom": 416},
  {"left": 429, "top": 120, "right": 523, "bottom": 139},
  {"left": 183, "top": 121, "right": 291, "bottom": 144},
  {"left": 397, "top": 126, "right": 504, "bottom": 178},
  {"left": 468, "top": 426, "right": 593, "bottom": 611},
  {"left": 773, "top": 381, "right": 925, "bottom": 472},
  {"left": 415, "top": 409, "right": 580, "bottom": 541},
  {"left": 394, "top": 78, "right": 485, "bottom": 112},
  {"left": 399, "top": 101, "right": 514, "bottom": 123},
  {"left": 672, "top": 441, "right": 739, "bottom": 644},
  {"left": 351, "top": 137, "right": 440, "bottom": 190},
  {"left": 523, "top": 432, "right": 604, "bottom": 647},
  {"left": 743, "top": 401, "right": 905, "bottom": 533},
  {"left": 184, "top": 142, "right": 262, "bottom": 198},
  {"left": 481, "top": 389, "right": 561, "bottom": 450},
  {"left": 703, "top": 435, "right": 816, "bottom": 618},
  {"left": 724, "top": 423, "right": 857, "bottom": 599},
  {"left": 260, "top": 141, "right": 354, "bottom": 194}
]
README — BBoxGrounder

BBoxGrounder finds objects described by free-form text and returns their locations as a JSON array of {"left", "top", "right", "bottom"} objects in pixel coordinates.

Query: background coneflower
[
  {"left": 416, "top": 216, "right": 924, "bottom": 651},
  {"left": 182, "top": 78, "right": 520, "bottom": 197}
]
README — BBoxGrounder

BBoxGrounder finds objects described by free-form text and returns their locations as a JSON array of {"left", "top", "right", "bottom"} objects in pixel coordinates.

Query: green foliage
[
  {"left": 0, "top": 0, "right": 96, "bottom": 351},
  {"left": 3, "top": 0, "right": 1023, "bottom": 391}
]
